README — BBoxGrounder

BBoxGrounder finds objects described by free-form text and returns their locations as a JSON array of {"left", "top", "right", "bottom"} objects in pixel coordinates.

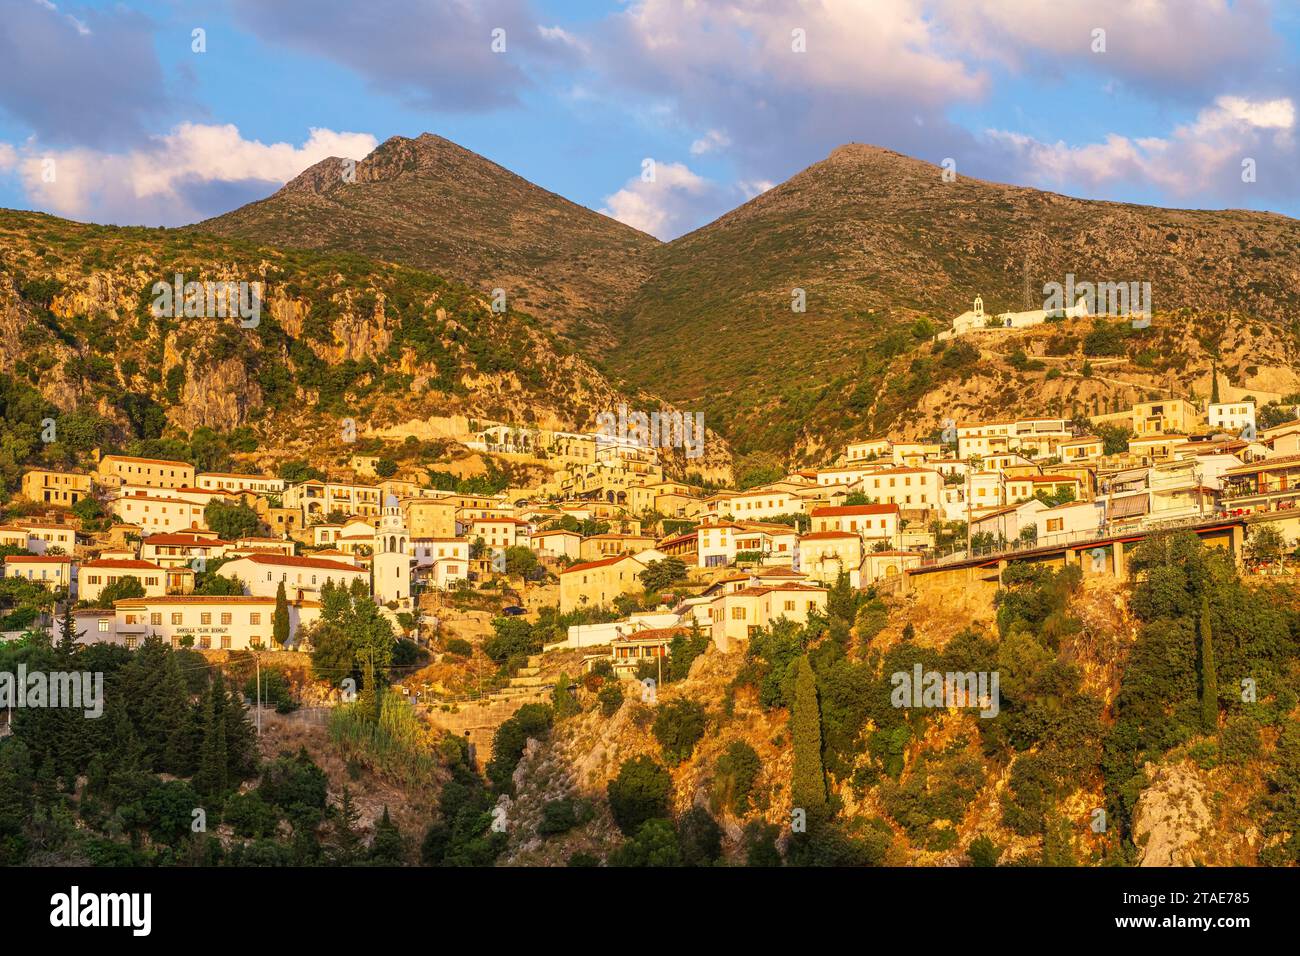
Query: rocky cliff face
[{"left": 0, "top": 210, "right": 730, "bottom": 477}]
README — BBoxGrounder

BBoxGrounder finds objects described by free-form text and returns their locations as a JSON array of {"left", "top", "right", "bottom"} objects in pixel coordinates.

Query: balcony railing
[{"left": 917, "top": 512, "right": 1230, "bottom": 569}]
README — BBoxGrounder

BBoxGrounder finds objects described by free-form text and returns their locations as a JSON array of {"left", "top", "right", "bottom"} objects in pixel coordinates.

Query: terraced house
[
  {"left": 77, "top": 559, "right": 194, "bottom": 603},
  {"left": 95, "top": 454, "right": 195, "bottom": 490},
  {"left": 20, "top": 469, "right": 92, "bottom": 506},
  {"left": 1221, "top": 455, "right": 1300, "bottom": 514}
]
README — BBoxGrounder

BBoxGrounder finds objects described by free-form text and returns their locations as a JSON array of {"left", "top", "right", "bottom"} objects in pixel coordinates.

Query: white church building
[{"left": 943, "top": 295, "right": 1091, "bottom": 339}]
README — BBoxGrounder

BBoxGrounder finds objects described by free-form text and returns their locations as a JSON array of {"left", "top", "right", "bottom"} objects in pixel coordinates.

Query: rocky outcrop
[{"left": 1133, "top": 761, "right": 1213, "bottom": 866}]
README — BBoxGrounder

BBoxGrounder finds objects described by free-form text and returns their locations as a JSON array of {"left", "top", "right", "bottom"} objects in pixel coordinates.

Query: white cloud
[
  {"left": 988, "top": 95, "right": 1296, "bottom": 198},
  {"left": 4, "top": 124, "right": 378, "bottom": 225},
  {"left": 600, "top": 161, "right": 715, "bottom": 239},
  {"left": 539, "top": 24, "right": 589, "bottom": 54},
  {"left": 690, "top": 129, "right": 731, "bottom": 156},
  {"left": 34, "top": 0, "right": 89, "bottom": 36}
]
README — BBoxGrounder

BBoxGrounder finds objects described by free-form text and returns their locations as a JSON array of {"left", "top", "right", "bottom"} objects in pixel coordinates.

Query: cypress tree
[
  {"left": 1210, "top": 364, "right": 1220, "bottom": 404},
  {"left": 56, "top": 600, "right": 81, "bottom": 662},
  {"left": 194, "top": 670, "right": 229, "bottom": 801},
  {"left": 790, "top": 655, "right": 827, "bottom": 818},
  {"left": 273, "top": 581, "right": 290, "bottom": 648},
  {"left": 1200, "top": 596, "right": 1218, "bottom": 733}
]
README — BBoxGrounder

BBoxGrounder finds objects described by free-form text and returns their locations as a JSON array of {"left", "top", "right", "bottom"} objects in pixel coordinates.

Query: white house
[
  {"left": 1034, "top": 500, "right": 1105, "bottom": 542},
  {"left": 1208, "top": 401, "right": 1256, "bottom": 436},
  {"left": 219, "top": 553, "right": 368, "bottom": 600}
]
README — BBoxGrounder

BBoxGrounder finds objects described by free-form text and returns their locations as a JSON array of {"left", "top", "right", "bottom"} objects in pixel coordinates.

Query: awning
[{"left": 1107, "top": 494, "right": 1149, "bottom": 519}]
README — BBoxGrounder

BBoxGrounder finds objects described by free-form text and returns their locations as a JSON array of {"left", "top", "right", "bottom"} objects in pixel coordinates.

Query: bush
[
  {"left": 652, "top": 698, "right": 707, "bottom": 765},
  {"left": 258, "top": 748, "right": 328, "bottom": 820},
  {"left": 714, "top": 741, "right": 762, "bottom": 815},
  {"left": 607, "top": 755, "right": 673, "bottom": 835},
  {"left": 1219, "top": 716, "right": 1260, "bottom": 764},
  {"left": 538, "top": 798, "right": 578, "bottom": 836},
  {"left": 483, "top": 617, "right": 537, "bottom": 663},
  {"left": 598, "top": 683, "right": 624, "bottom": 717},
  {"left": 443, "top": 637, "right": 473, "bottom": 657},
  {"left": 968, "top": 834, "right": 1002, "bottom": 867},
  {"left": 678, "top": 806, "right": 722, "bottom": 866},
  {"left": 743, "top": 820, "right": 782, "bottom": 866},
  {"left": 608, "top": 818, "right": 682, "bottom": 867},
  {"left": 223, "top": 791, "right": 281, "bottom": 838},
  {"left": 392, "top": 638, "right": 420, "bottom": 668}
]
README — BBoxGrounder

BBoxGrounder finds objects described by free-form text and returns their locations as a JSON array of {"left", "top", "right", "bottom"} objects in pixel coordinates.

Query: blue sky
[{"left": 1, "top": 0, "right": 1297, "bottom": 239}]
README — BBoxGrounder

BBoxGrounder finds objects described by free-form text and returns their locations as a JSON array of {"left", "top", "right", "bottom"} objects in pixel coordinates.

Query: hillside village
[
  {"left": 5, "top": 366, "right": 1298, "bottom": 655},
  {"left": 3, "top": 267, "right": 1300, "bottom": 871}
]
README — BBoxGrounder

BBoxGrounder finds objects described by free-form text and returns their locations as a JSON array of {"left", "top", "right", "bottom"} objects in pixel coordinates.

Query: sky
[{"left": 0, "top": 0, "right": 1297, "bottom": 240}]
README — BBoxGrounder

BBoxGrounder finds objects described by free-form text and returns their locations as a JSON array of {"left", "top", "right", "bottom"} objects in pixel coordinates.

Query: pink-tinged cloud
[
  {"left": 6, "top": 124, "right": 378, "bottom": 226},
  {"left": 987, "top": 95, "right": 1297, "bottom": 202}
]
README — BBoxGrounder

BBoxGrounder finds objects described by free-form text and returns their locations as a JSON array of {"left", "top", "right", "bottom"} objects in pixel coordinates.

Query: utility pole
[{"left": 254, "top": 652, "right": 261, "bottom": 737}]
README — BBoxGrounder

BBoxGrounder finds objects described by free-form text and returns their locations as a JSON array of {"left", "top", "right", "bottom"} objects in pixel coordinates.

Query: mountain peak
[{"left": 194, "top": 133, "right": 659, "bottom": 333}]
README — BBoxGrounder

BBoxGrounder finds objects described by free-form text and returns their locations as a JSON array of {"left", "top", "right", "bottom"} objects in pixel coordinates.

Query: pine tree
[
  {"left": 223, "top": 676, "right": 259, "bottom": 782},
  {"left": 790, "top": 655, "right": 827, "bottom": 819},
  {"left": 1040, "top": 814, "right": 1077, "bottom": 866},
  {"left": 120, "top": 635, "right": 193, "bottom": 773},
  {"left": 273, "top": 580, "right": 290, "bottom": 648},
  {"left": 330, "top": 785, "right": 363, "bottom": 865},
  {"left": 1200, "top": 595, "right": 1218, "bottom": 733},
  {"left": 194, "top": 670, "right": 229, "bottom": 801},
  {"left": 369, "top": 805, "right": 405, "bottom": 865}
]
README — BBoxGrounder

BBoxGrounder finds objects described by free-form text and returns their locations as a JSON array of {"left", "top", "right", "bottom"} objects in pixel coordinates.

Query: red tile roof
[
  {"left": 141, "top": 533, "right": 230, "bottom": 546},
  {"left": 560, "top": 554, "right": 640, "bottom": 575},
  {"left": 226, "top": 553, "right": 364, "bottom": 572},
  {"left": 811, "top": 504, "right": 900, "bottom": 517}
]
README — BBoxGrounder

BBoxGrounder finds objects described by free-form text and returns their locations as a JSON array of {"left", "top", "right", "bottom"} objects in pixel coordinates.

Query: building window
[
  {"left": 151, "top": 613, "right": 162, "bottom": 626},
  {"left": 250, "top": 612, "right": 261, "bottom": 625},
  {"left": 220, "top": 612, "right": 232, "bottom": 625},
  {"left": 98, "top": 619, "right": 110, "bottom": 632},
  {"left": 172, "top": 612, "right": 183, "bottom": 625},
  {"left": 201, "top": 613, "right": 212, "bottom": 625},
  {"left": 220, "top": 636, "right": 231, "bottom": 650}
]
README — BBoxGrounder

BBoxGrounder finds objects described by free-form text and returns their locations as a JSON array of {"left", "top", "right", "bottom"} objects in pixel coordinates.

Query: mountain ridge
[
  {"left": 194, "top": 133, "right": 660, "bottom": 345},
  {"left": 194, "top": 132, "right": 1300, "bottom": 462}
]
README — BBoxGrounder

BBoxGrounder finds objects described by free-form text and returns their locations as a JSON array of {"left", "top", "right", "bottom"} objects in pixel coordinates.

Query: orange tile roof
[
  {"left": 811, "top": 504, "right": 899, "bottom": 516},
  {"left": 560, "top": 554, "right": 640, "bottom": 575},
  {"left": 101, "top": 455, "right": 194, "bottom": 467},
  {"left": 226, "top": 553, "right": 364, "bottom": 572}
]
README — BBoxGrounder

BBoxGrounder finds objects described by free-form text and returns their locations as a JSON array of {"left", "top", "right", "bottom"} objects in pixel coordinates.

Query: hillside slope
[
  {"left": 0, "top": 210, "right": 726, "bottom": 475},
  {"left": 194, "top": 134, "right": 660, "bottom": 346},
  {"left": 607, "top": 144, "right": 1300, "bottom": 458}
]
